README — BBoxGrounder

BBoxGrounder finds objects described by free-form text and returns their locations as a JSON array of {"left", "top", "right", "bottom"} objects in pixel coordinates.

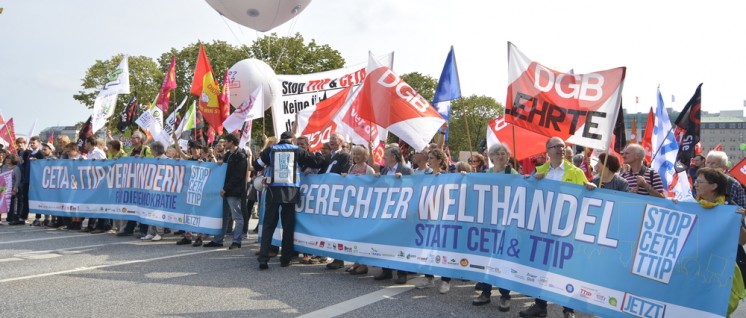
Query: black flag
[
  {"left": 613, "top": 101, "right": 626, "bottom": 154},
  {"left": 76, "top": 116, "right": 93, "bottom": 154},
  {"left": 117, "top": 93, "right": 139, "bottom": 132},
  {"left": 674, "top": 83, "right": 702, "bottom": 165}
]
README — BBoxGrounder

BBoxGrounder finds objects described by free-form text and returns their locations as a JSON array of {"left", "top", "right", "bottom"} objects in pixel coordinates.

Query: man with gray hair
[
  {"left": 705, "top": 150, "right": 746, "bottom": 208},
  {"left": 620, "top": 144, "right": 665, "bottom": 198}
]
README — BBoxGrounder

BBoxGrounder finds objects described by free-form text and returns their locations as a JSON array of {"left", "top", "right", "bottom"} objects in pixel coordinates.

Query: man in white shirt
[{"left": 82, "top": 136, "right": 109, "bottom": 233}]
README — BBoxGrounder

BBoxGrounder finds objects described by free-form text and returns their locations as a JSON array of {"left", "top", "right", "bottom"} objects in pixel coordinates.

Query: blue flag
[{"left": 432, "top": 46, "right": 461, "bottom": 139}]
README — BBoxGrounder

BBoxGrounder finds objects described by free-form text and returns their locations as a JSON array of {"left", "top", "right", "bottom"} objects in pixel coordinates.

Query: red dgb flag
[
  {"left": 505, "top": 42, "right": 626, "bottom": 151},
  {"left": 296, "top": 86, "right": 350, "bottom": 151},
  {"left": 486, "top": 116, "right": 547, "bottom": 161},
  {"left": 730, "top": 157, "right": 746, "bottom": 188},
  {"left": 357, "top": 54, "right": 445, "bottom": 151}
]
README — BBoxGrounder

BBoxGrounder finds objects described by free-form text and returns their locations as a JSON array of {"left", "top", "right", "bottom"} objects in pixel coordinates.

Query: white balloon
[
  {"left": 228, "top": 58, "right": 280, "bottom": 111},
  {"left": 206, "top": 0, "right": 312, "bottom": 32}
]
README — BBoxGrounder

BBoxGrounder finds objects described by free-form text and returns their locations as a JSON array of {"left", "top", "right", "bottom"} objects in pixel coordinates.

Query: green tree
[
  {"left": 447, "top": 95, "right": 503, "bottom": 153},
  {"left": 400, "top": 72, "right": 438, "bottom": 102},
  {"left": 248, "top": 33, "right": 345, "bottom": 75},
  {"left": 73, "top": 55, "right": 161, "bottom": 131}
]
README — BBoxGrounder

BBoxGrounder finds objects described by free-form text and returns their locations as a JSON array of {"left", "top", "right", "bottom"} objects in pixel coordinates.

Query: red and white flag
[
  {"left": 295, "top": 86, "right": 350, "bottom": 151},
  {"left": 486, "top": 116, "right": 548, "bottom": 161},
  {"left": 357, "top": 53, "right": 445, "bottom": 151},
  {"left": 505, "top": 42, "right": 626, "bottom": 151}
]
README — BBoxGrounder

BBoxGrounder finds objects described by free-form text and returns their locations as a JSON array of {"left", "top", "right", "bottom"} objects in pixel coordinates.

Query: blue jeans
[{"left": 216, "top": 197, "right": 243, "bottom": 245}]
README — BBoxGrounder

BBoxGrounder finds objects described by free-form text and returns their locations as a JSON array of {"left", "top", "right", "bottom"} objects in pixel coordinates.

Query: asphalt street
[{"left": 0, "top": 220, "right": 742, "bottom": 318}]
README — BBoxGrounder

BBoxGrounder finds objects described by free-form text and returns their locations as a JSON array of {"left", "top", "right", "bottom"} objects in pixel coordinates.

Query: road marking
[
  {"left": 0, "top": 233, "right": 106, "bottom": 245},
  {"left": 297, "top": 284, "right": 415, "bottom": 318},
  {"left": 0, "top": 248, "right": 226, "bottom": 283},
  {"left": 14, "top": 241, "right": 136, "bottom": 255}
]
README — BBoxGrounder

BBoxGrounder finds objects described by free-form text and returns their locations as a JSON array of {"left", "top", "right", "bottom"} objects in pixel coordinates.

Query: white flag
[
  {"left": 135, "top": 105, "right": 170, "bottom": 146},
  {"left": 223, "top": 86, "right": 263, "bottom": 133},
  {"left": 92, "top": 56, "right": 130, "bottom": 133},
  {"left": 239, "top": 120, "right": 252, "bottom": 151},
  {"left": 27, "top": 119, "right": 37, "bottom": 138},
  {"left": 651, "top": 89, "right": 693, "bottom": 201},
  {"left": 163, "top": 96, "right": 188, "bottom": 139}
]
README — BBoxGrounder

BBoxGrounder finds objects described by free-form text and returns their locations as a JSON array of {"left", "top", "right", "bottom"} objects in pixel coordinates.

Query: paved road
[{"left": 0, "top": 221, "right": 742, "bottom": 318}]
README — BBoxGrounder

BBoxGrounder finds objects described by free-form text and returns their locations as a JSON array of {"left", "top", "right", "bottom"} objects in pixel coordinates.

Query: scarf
[{"left": 697, "top": 195, "right": 725, "bottom": 209}]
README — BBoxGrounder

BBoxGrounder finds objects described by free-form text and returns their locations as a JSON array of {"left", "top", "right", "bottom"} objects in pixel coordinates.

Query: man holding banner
[
  {"left": 521, "top": 137, "right": 586, "bottom": 318},
  {"left": 254, "top": 131, "right": 322, "bottom": 269}
]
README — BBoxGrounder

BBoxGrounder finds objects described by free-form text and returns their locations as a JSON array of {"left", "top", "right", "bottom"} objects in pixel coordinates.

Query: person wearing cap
[
  {"left": 253, "top": 131, "right": 322, "bottom": 269},
  {"left": 40, "top": 143, "right": 57, "bottom": 160},
  {"left": 174, "top": 139, "right": 208, "bottom": 246},
  {"left": 203, "top": 134, "right": 247, "bottom": 248}
]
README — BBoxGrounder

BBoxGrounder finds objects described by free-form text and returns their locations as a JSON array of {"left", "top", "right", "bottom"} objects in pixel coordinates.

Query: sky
[{"left": 1, "top": 0, "right": 745, "bottom": 136}]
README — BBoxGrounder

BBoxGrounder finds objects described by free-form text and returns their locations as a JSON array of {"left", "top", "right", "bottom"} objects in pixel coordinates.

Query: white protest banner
[{"left": 272, "top": 52, "right": 394, "bottom": 137}]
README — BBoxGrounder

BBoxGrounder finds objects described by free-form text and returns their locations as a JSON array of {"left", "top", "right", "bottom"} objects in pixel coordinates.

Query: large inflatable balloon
[
  {"left": 206, "top": 0, "right": 312, "bottom": 32},
  {"left": 228, "top": 58, "right": 281, "bottom": 111}
]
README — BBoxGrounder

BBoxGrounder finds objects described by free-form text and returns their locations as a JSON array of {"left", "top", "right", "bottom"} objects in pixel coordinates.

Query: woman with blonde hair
[{"left": 341, "top": 145, "right": 376, "bottom": 274}]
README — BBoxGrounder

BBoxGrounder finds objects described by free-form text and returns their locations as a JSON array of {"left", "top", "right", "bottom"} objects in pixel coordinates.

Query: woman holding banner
[
  {"left": 416, "top": 148, "right": 455, "bottom": 294},
  {"left": 472, "top": 143, "right": 517, "bottom": 311},
  {"left": 690, "top": 167, "right": 746, "bottom": 315},
  {"left": 585, "top": 153, "right": 629, "bottom": 192},
  {"left": 341, "top": 145, "right": 376, "bottom": 275}
]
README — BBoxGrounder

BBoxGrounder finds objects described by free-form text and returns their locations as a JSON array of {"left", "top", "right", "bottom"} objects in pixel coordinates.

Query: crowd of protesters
[{"left": 1, "top": 128, "right": 745, "bottom": 318}]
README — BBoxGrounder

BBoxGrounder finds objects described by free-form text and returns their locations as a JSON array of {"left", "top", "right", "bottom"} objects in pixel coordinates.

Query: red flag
[
  {"left": 206, "top": 126, "right": 216, "bottom": 145},
  {"left": 641, "top": 107, "right": 655, "bottom": 164},
  {"left": 48, "top": 130, "right": 55, "bottom": 144},
  {"left": 357, "top": 55, "right": 445, "bottom": 151},
  {"left": 190, "top": 45, "right": 223, "bottom": 136},
  {"left": 297, "top": 86, "right": 350, "bottom": 151},
  {"left": 217, "top": 70, "right": 231, "bottom": 135},
  {"left": 372, "top": 141, "right": 385, "bottom": 167},
  {"left": 629, "top": 116, "right": 638, "bottom": 144},
  {"left": 485, "top": 116, "right": 547, "bottom": 161},
  {"left": 714, "top": 144, "right": 723, "bottom": 151},
  {"left": 0, "top": 118, "right": 17, "bottom": 153},
  {"left": 505, "top": 43, "right": 626, "bottom": 151},
  {"left": 156, "top": 56, "right": 177, "bottom": 112},
  {"left": 0, "top": 112, "right": 5, "bottom": 126},
  {"left": 729, "top": 157, "right": 746, "bottom": 188}
]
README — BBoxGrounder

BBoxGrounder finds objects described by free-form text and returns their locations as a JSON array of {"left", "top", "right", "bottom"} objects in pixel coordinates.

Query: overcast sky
[{"left": 1, "top": 0, "right": 745, "bottom": 136}]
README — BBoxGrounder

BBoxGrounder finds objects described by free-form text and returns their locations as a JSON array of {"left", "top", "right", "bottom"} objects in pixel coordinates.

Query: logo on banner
[
  {"left": 622, "top": 292, "right": 666, "bottom": 318},
  {"left": 187, "top": 166, "right": 210, "bottom": 206},
  {"left": 632, "top": 204, "right": 695, "bottom": 283}
]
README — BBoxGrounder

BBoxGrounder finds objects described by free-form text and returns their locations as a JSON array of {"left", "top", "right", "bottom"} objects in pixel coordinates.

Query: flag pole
[
  {"left": 461, "top": 98, "right": 474, "bottom": 159},
  {"left": 510, "top": 123, "right": 518, "bottom": 172},
  {"left": 650, "top": 126, "right": 677, "bottom": 164}
]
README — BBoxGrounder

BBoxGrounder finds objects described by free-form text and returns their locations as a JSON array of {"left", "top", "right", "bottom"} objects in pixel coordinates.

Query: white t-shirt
[{"left": 88, "top": 147, "right": 107, "bottom": 160}]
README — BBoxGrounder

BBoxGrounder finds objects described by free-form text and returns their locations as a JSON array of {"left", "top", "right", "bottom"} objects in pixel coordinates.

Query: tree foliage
[
  {"left": 448, "top": 95, "right": 503, "bottom": 153},
  {"left": 400, "top": 72, "right": 438, "bottom": 102},
  {"left": 73, "top": 55, "right": 161, "bottom": 131}
]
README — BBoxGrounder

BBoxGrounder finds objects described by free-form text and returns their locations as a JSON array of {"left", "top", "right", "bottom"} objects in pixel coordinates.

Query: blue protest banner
[
  {"left": 29, "top": 157, "right": 226, "bottom": 235},
  {"left": 273, "top": 173, "right": 738, "bottom": 318}
]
